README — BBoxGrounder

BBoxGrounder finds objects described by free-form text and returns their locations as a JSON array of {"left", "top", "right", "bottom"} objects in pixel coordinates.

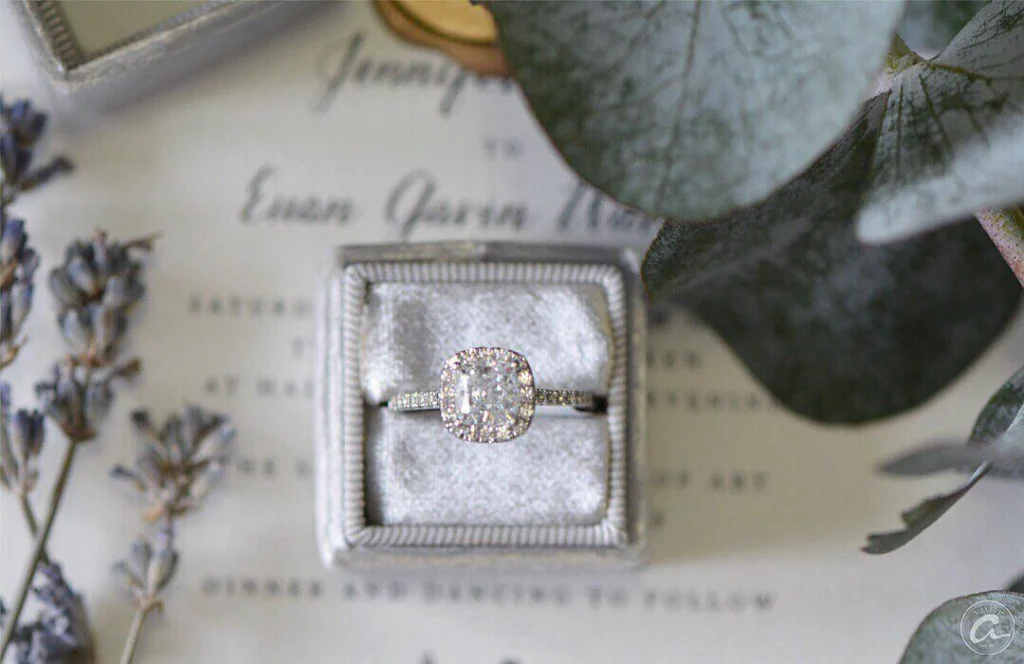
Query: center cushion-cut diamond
[
  {"left": 454, "top": 362, "right": 524, "bottom": 423},
  {"left": 440, "top": 348, "right": 536, "bottom": 443}
]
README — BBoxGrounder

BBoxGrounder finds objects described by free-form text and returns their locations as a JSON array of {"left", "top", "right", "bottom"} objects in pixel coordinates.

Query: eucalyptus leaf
[
  {"left": 879, "top": 441, "right": 1024, "bottom": 478},
  {"left": 977, "top": 206, "right": 1024, "bottom": 285},
  {"left": 857, "top": 0, "right": 1024, "bottom": 243},
  {"left": 488, "top": 0, "right": 905, "bottom": 222},
  {"left": 967, "top": 363, "right": 1024, "bottom": 480},
  {"left": 864, "top": 365, "right": 1024, "bottom": 553},
  {"left": 898, "top": 0, "right": 985, "bottom": 56},
  {"left": 899, "top": 591, "right": 1024, "bottom": 663},
  {"left": 643, "top": 97, "right": 1020, "bottom": 423},
  {"left": 863, "top": 466, "right": 988, "bottom": 554}
]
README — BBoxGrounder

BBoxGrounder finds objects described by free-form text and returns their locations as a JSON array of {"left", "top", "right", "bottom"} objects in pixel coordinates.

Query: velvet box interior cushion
[{"left": 360, "top": 282, "right": 614, "bottom": 526}]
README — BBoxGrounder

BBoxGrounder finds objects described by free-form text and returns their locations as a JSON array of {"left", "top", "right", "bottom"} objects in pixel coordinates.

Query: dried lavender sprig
[
  {"left": 112, "top": 406, "right": 234, "bottom": 663},
  {"left": 0, "top": 384, "right": 50, "bottom": 564},
  {"left": 1, "top": 563, "right": 94, "bottom": 664},
  {"left": 0, "top": 214, "right": 40, "bottom": 370},
  {"left": 35, "top": 359, "right": 140, "bottom": 444},
  {"left": 50, "top": 231, "right": 155, "bottom": 368},
  {"left": 114, "top": 526, "right": 178, "bottom": 664},
  {"left": 1, "top": 361, "right": 140, "bottom": 657},
  {"left": 112, "top": 406, "right": 235, "bottom": 521},
  {"left": 0, "top": 230, "right": 153, "bottom": 659},
  {"left": 0, "top": 96, "right": 72, "bottom": 206}
]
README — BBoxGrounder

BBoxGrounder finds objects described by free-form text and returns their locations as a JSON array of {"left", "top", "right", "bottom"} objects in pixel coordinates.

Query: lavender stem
[
  {"left": 120, "top": 602, "right": 159, "bottom": 664},
  {"left": 0, "top": 439, "right": 79, "bottom": 657}
]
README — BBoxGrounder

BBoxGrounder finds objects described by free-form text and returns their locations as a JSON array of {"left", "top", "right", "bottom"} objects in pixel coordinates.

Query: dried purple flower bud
[
  {"left": 113, "top": 531, "right": 178, "bottom": 609},
  {"left": 0, "top": 96, "right": 49, "bottom": 186},
  {"left": 57, "top": 308, "right": 90, "bottom": 355},
  {"left": 0, "top": 388, "right": 44, "bottom": 496},
  {"left": 113, "top": 406, "right": 235, "bottom": 519},
  {"left": 55, "top": 304, "right": 127, "bottom": 365},
  {"left": 0, "top": 95, "right": 45, "bottom": 185},
  {"left": 0, "top": 132, "right": 30, "bottom": 183},
  {"left": 48, "top": 270, "right": 83, "bottom": 309},
  {"left": 1, "top": 215, "right": 39, "bottom": 368},
  {"left": 47, "top": 232, "right": 151, "bottom": 366},
  {"left": 0, "top": 217, "right": 26, "bottom": 264},
  {"left": 12, "top": 409, "right": 45, "bottom": 457},
  {"left": 1, "top": 97, "right": 47, "bottom": 148},
  {"left": 7, "top": 563, "right": 95, "bottom": 664},
  {"left": 35, "top": 361, "right": 135, "bottom": 443},
  {"left": 63, "top": 255, "right": 97, "bottom": 297},
  {"left": 1, "top": 96, "right": 70, "bottom": 197},
  {"left": 82, "top": 381, "right": 113, "bottom": 427},
  {"left": 10, "top": 281, "right": 33, "bottom": 328}
]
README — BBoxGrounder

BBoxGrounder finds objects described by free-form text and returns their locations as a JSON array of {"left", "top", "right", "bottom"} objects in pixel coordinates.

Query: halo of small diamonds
[{"left": 439, "top": 347, "right": 536, "bottom": 443}]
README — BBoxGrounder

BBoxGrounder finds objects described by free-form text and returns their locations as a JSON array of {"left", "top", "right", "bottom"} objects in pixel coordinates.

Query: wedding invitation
[{"left": 2, "top": 3, "right": 1023, "bottom": 662}]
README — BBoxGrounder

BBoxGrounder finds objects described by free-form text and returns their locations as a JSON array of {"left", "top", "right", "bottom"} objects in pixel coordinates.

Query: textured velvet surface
[{"left": 360, "top": 282, "right": 614, "bottom": 526}]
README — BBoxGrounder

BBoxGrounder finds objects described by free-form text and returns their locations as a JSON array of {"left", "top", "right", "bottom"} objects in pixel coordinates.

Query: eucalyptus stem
[
  {"left": 120, "top": 602, "right": 159, "bottom": 664},
  {"left": 0, "top": 439, "right": 79, "bottom": 657}
]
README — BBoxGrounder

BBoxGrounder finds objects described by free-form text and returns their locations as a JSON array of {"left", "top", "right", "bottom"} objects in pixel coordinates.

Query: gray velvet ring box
[
  {"left": 315, "top": 242, "right": 647, "bottom": 570},
  {"left": 11, "top": 1, "right": 312, "bottom": 108}
]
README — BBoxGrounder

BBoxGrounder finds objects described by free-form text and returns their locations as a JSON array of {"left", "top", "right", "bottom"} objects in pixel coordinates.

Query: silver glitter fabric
[{"left": 361, "top": 281, "right": 613, "bottom": 527}]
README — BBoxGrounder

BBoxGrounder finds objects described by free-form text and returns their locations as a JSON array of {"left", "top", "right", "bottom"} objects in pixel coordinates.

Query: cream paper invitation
[{"left": 2, "top": 3, "right": 1023, "bottom": 663}]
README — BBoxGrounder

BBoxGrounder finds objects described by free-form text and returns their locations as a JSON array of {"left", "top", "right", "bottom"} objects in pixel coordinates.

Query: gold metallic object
[{"left": 375, "top": 0, "right": 508, "bottom": 77}]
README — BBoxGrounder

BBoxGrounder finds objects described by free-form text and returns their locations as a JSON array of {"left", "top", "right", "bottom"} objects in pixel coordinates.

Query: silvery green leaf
[
  {"left": 643, "top": 97, "right": 1020, "bottom": 423},
  {"left": 967, "top": 364, "right": 1024, "bottom": 479},
  {"left": 488, "top": 0, "right": 905, "bottom": 222},
  {"left": 898, "top": 591, "right": 1024, "bottom": 662},
  {"left": 857, "top": 1, "right": 1024, "bottom": 243},
  {"left": 864, "top": 365, "right": 1024, "bottom": 553},
  {"left": 863, "top": 465, "right": 988, "bottom": 554},
  {"left": 977, "top": 206, "right": 1024, "bottom": 285},
  {"left": 879, "top": 441, "right": 1024, "bottom": 477},
  {"left": 897, "top": 0, "right": 984, "bottom": 56}
]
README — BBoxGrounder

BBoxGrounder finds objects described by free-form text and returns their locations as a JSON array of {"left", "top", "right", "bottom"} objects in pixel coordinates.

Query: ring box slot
[{"left": 315, "top": 242, "right": 647, "bottom": 569}]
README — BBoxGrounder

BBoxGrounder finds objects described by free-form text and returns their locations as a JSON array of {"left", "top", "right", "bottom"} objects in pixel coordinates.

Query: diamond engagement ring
[{"left": 387, "top": 347, "right": 602, "bottom": 443}]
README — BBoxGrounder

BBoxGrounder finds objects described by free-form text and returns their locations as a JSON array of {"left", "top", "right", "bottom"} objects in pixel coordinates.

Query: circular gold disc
[
  {"left": 375, "top": 0, "right": 508, "bottom": 76},
  {"left": 393, "top": 0, "right": 498, "bottom": 45}
]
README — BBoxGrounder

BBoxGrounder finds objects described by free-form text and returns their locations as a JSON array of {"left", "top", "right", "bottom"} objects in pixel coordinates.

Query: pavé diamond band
[{"left": 387, "top": 347, "right": 601, "bottom": 443}]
